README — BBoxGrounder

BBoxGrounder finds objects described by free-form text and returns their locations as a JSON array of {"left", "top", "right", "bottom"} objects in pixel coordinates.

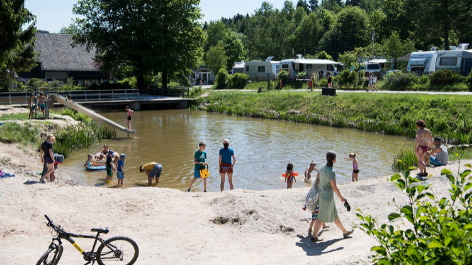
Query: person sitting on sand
[
  {"left": 106, "top": 150, "right": 116, "bottom": 182},
  {"left": 36, "top": 92, "right": 48, "bottom": 117},
  {"left": 188, "top": 141, "right": 208, "bottom": 192},
  {"left": 84, "top": 154, "right": 93, "bottom": 169},
  {"left": 28, "top": 93, "right": 36, "bottom": 119},
  {"left": 415, "top": 120, "right": 433, "bottom": 177},
  {"left": 304, "top": 161, "right": 317, "bottom": 183},
  {"left": 285, "top": 163, "right": 296, "bottom": 189},
  {"left": 125, "top": 106, "right": 133, "bottom": 131},
  {"left": 344, "top": 153, "right": 359, "bottom": 182},
  {"left": 101, "top": 145, "right": 109, "bottom": 155},
  {"left": 311, "top": 151, "right": 354, "bottom": 242},
  {"left": 424, "top": 137, "right": 449, "bottom": 167},
  {"left": 139, "top": 162, "right": 163, "bottom": 186}
]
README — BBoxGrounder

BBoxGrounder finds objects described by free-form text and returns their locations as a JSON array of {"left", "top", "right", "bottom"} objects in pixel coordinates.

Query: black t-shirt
[
  {"left": 41, "top": 141, "right": 53, "bottom": 163},
  {"left": 106, "top": 155, "right": 113, "bottom": 168}
]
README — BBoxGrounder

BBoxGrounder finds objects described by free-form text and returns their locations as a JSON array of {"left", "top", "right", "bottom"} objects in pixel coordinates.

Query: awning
[
  {"left": 397, "top": 53, "right": 412, "bottom": 61},
  {"left": 409, "top": 58, "right": 426, "bottom": 66}
]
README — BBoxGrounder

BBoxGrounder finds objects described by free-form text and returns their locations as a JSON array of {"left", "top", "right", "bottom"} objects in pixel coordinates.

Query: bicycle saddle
[{"left": 91, "top": 228, "right": 109, "bottom": 234}]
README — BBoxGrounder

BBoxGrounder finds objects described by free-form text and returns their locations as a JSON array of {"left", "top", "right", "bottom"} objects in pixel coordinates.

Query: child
[
  {"left": 36, "top": 92, "right": 48, "bottom": 117},
  {"left": 66, "top": 94, "right": 74, "bottom": 103},
  {"left": 303, "top": 170, "right": 329, "bottom": 236},
  {"left": 117, "top": 154, "right": 126, "bottom": 186},
  {"left": 84, "top": 154, "right": 93, "bottom": 169},
  {"left": 106, "top": 150, "right": 116, "bottom": 182},
  {"left": 28, "top": 93, "right": 36, "bottom": 119},
  {"left": 188, "top": 141, "right": 208, "bottom": 192},
  {"left": 101, "top": 144, "right": 109, "bottom": 155},
  {"left": 371, "top": 74, "right": 378, "bottom": 91},
  {"left": 285, "top": 163, "right": 296, "bottom": 189},
  {"left": 345, "top": 153, "right": 359, "bottom": 182},
  {"left": 125, "top": 106, "right": 133, "bottom": 131}
]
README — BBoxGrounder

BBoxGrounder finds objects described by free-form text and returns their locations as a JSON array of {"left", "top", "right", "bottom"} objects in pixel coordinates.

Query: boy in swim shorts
[{"left": 36, "top": 92, "right": 48, "bottom": 117}]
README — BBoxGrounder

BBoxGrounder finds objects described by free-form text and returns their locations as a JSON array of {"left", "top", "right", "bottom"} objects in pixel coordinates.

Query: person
[
  {"left": 188, "top": 142, "right": 208, "bottom": 192},
  {"left": 39, "top": 134, "right": 55, "bottom": 183},
  {"left": 125, "top": 106, "right": 133, "bottom": 131},
  {"left": 311, "top": 151, "right": 354, "bottom": 242},
  {"left": 285, "top": 163, "right": 296, "bottom": 189},
  {"left": 327, "top": 72, "right": 333, "bottom": 88},
  {"left": 424, "top": 137, "right": 449, "bottom": 167},
  {"left": 304, "top": 161, "right": 317, "bottom": 183},
  {"left": 191, "top": 77, "right": 195, "bottom": 87},
  {"left": 303, "top": 168, "right": 330, "bottom": 237},
  {"left": 345, "top": 153, "right": 359, "bottom": 182},
  {"left": 139, "top": 162, "right": 163, "bottom": 186},
  {"left": 117, "top": 154, "right": 126, "bottom": 186},
  {"left": 105, "top": 150, "right": 116, "bottom": 182},
  {"left": 28, "top": 93, "right": 36, "bottom": 119},
  {"left": 84, "top": 154, "right": 93, "bottom": 169},
  {"left": 113, "top": 152, "right": 120, "bottom": 171},
  {"left": 368, "top": 72, "right": 373, "bottom": 91},
  {"left": 66, "top": 94, "right": 74, "bottom": 103},
  {"left": 36, "top": 92, "right": 48, "bottom": 117},
  {"left": 101, "top": 145, "right": 109, "bottom": 155},
  {"left": 199, "top": 80, "right": 203, "bottom": 86},
  {"left": 371, "top": 73, "right": 379, "bottom": 91},
  {"left": 415, "top": 120, "right": 433, "bottom": 177},
  {"left": 219, "top": 139, "right": 236, "bottom": 191}
]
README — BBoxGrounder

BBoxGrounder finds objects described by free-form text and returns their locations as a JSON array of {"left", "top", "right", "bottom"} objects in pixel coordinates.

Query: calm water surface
[{"left": 60, "top": 109, "right": 414, "bottom": 191}]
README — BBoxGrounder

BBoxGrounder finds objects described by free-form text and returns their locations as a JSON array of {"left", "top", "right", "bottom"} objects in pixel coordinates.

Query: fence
[{"left": 148, "top": 86, "right": 190, "bottom": 98}]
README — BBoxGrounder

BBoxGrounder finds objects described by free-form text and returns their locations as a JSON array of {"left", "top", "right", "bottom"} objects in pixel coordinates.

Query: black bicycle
[{"left": 37, "top": 215, "right": 139, "bottom": 265}]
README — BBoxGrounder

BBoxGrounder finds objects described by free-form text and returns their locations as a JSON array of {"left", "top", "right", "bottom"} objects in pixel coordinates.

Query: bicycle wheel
[
  {"left": 96, "top": 236, "right": 139, "bottom": 265},
  {"left": 36, "top": 244, "right": 63, "bottom": 265}
]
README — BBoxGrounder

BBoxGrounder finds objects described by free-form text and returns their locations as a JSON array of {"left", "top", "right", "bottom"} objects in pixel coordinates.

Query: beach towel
[{"left": 0, "top": 170, "right": 15, "bottom": 178}]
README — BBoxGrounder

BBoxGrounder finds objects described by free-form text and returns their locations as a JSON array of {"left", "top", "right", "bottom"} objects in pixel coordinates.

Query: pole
[
  {"left": 34, "top": 82, "right": 38, "bottom": 119},
  {"left": 372, "top": 29, "right": 375, "bottom": 60}
]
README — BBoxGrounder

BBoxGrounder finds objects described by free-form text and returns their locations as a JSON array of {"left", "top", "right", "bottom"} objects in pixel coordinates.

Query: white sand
[{"left": 0, "top": 137, "right": 468, "bottom": 264}]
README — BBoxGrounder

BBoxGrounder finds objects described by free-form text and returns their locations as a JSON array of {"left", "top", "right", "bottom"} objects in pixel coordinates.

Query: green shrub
[
  {"left": 391, "top": 148, "right": 418, "bottom": 171},
  {"left": 189, "top": 86, "right": 203, "bottom": 98},
  {"left": 216, "top": 68, "right": 227, "bottom": 89},
  {"left": 467, "top": 71, "right": 472, "bottom": 90},
  {"left": 297, "top": 71, "right": 307, "bottom": 79},
  {"left": 118, "top": 77, "right": 137, "bottom": 89},
  {"left": 319, "top": 78, "right": 328, "bottom": 87},
  {"left": 278, "top": 70, "right": 289, "bottom": 83},
  {"left": 383, "top": 72, "right": 418, "bottom": 90},
  {"left": 337, "top": 70, "right": 357, "bottom": 88},
  {"left": 430, "top": 69, "right": 464, "bottom": 86},
  {"left": 357, "top": 167, "right": 472, "bottom": 264},
  {"left": 228, "top": 73, "right": 248, "bottom": 88}
]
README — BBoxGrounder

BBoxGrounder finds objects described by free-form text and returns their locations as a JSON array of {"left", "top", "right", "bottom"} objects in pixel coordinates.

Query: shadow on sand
[{"left": 295, "top": 234, "right": 345, "bottom": 256}]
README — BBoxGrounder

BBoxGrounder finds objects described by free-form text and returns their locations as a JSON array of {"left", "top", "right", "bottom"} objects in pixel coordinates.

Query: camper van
[
  {"left": 407, "top": 50, "right": 438, "bottom": 75},
  {"left": 243, "top": 57, "right": 280, "bottom": 81}
]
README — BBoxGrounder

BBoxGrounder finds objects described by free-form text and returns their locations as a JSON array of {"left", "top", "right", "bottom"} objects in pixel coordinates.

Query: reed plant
[
  {"left": 53, "top": 124, "right": 113, "bottom": 157},
  {"left": 60, "top": 108, "right": 92, "bottom": 124},
  {"left": 391, "top": 149, "right": 418, "bottom": 172}
]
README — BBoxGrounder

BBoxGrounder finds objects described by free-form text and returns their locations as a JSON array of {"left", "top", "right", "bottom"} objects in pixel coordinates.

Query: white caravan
[
  {"left": 407, "top": 50, "right": 438, "bottom": 75},
  {"left": 435, "top": 43, "right": 469, "bottom": 72},
  {"left": 243, "top": 57, "right": 280, "bottom": 81},
  {"left": 280, "top": 55, "right": 342, "bottom": 79}
]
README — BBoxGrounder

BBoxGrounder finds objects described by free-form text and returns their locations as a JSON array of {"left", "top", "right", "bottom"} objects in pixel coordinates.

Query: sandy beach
[{"left": 0, "top": 133, "right": 468, "bottom": 264}]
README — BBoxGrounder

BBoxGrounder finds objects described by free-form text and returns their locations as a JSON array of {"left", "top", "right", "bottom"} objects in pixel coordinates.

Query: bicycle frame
[{"left": 58, "top": 230, "right": 106, "bottom": 260}]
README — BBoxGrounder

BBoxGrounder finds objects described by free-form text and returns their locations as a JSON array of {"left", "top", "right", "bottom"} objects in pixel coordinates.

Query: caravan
[
  {"left": 243, "top": 57, "right": 280, "bottom": 81},
  {"left": 407, "top": 44, "right": 472, "bottom": 75},
  {"left": 280, "top": 55, "right": 343, "bottom": 79},
  {"left": 407, "top": 50, "right": 438, "bottom": 75}
]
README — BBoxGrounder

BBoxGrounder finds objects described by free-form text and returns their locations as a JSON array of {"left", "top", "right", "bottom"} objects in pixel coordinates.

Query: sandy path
[{"left": 0, "top": 139, "right": 467, "bottom": 265}]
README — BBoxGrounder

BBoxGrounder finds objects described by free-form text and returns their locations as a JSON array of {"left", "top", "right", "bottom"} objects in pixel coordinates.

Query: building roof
[
  {"left": 35, "top": 33, "right": 98, "bottom": 72},
  {"left": 293, "top": 59, "right": 344, "bottom": 65}
]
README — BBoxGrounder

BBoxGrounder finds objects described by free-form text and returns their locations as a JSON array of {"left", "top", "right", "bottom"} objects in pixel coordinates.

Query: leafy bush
[
  {"left": 467, "top": 71, "right": 472, "bottom": 90},
  {"left": 228, "top": 73, "right": 248, "bottom": 88},
  {"left": 297, "top": 71, "right": 307, "bottom": 79},
  {"left": 357, "top": 166, "right": 472, "bottom": 264},
  {"left": 391, "top": 148, "right": 417, "bottom": 171},
  {"left": 319, "top": 78, "right": 328, "bottom": 87},
  {"left": 278, "top": 70, "right": 289, "bottom": 83},
  {"left": 118, "top": 77, "right": 137, "bottom": 89},
  {"left": 189, "top": 86, "right": 203, "bottom": 98},
  {"left": 382, "top": 72, "right": 418, "bottom": 90},
  {"left": 430, "top": 69, "right": 464, "bottom": 86},
  {"left": 216, "top": 68, "right": 227, "bottom": 89},
  {"left": 337, "top": 70, "right": 357, "bottom": 88}
]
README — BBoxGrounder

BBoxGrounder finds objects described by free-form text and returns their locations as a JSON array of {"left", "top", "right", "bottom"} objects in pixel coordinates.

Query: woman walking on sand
[
  {"left": 219, "top": 139, "right": 236, "bottom": 191},
  {"left": 40, "top": 134, "right": 55, "bottom": 183},
  {"left": 311, "top": 151, "right": 354, "bottom": 242},
  {"left": 415, "top": 120, "right": 432, "bottom": 177}
]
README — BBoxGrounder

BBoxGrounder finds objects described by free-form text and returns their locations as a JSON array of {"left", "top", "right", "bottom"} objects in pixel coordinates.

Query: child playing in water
[
  {"left": 106, "top": 150, "right": 116, "bottom": 182},
  {"left": 36, "top": 92, "right": 48, "bottom": 117},
  {"left": 285, "top": 163, "right": 296, "bottom": 189},
  {"left": 84, "top": 154, "right": 93, "bottom": 169},
  {"left": 28, "top": 93, "right": 36, "bottom": 119},
  {"left": 345, "top": 153, "right": 359, "bottom": 182},
  {"left": 117, "top": 154, "right": 125, "bottom": 186},
  {"left": 125, "top": 106, "right": 133, "bottom": 131}
]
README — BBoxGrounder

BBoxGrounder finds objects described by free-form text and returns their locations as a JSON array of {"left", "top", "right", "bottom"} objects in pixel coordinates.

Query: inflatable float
[
  {"left": 86, "top": 165, "right": 106, "bottom": 171},
  {"left": 282, "top": 172, "right": 298, "bottom": 177}
]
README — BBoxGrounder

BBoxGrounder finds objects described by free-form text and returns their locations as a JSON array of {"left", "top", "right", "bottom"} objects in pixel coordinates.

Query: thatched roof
[{"left": 35, "top": 33, "right": 98, "bottom": 72}]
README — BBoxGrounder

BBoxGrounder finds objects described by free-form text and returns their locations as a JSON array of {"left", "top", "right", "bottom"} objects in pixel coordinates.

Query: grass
[
  {"left": 242, "top": 81, "right": 311, "bottom": 90},
  {"left": 195, "top": 91, "right": 472, "bottom": 145},
  {"left": 59, "top": 108, "right": 92, "bottom": 124},
  {"left": 0, "top": 122, "right": 41, "bottom": 145},
  {"left": 0, "top": 113, "right": 30, "bottom": 121},
  {"left": 189, "top": 86, "right": 204, "bottom": 98}
]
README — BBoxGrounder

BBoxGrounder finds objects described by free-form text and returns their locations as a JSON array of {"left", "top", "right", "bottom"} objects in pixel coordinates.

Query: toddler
[
  {"left": 285, "top": 163, "right": 296, "bottom": 189},
  {"left": 117, "top": 154, "right": 126, "bottom": 186},
  {"left": 84, "top": 154, "right": 92, "bottom": 169},
  {"left": 345, "top": 153, "right": 359, "bottom": 182}
]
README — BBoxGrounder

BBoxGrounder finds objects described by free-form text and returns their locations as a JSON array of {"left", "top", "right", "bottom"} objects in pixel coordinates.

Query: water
[{"left": 60, "top": 109, "right": 414, "bottom": 191}]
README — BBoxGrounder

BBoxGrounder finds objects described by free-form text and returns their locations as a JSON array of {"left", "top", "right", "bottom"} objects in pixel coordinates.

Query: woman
[
  {"left": 311, "top": 151, "right": 354, "bottom": 242},
  {"left": 327, "top": 73, "right": 333, "bottom": 88},
  {"left": 40, "top": 134, "right": 55, "bottom": 183},
  {"left": 219, "top": 139, "right": 236, "bottom": 191},
  {"left": 415, "top": 120, "right": 432, "bottom": 177}
]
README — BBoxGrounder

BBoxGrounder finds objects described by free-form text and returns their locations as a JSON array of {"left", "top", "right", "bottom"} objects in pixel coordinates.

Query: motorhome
[
  {"left": 435, "top": 43, "right": 469, "bottom": 72},
  {"left": 407, "top": 50, "right": 438, "bottom": 75},
  {"left": 243, "top": 57, "right": 280, "bottom": 81},
  {"left": 280, "top": 55, "right": 343, "bottom": 79},
  {"left": 407, "top": 44, "right": 472, "bottom": 75}
]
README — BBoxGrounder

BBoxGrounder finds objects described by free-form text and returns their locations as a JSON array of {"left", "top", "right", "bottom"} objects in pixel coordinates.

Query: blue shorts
[
  {"left": 38, "top": 103, "right": 45, "bottom": 110},
  {"left": 430, "top": 156, "right": 446, "bottom": 167},
  {"left": 117, "top": 172, "right": 124, "bottom": 179},
  {"left": 194, "top": 170, "right": 201, "bottom": 179},
  {"left": 149, "top": 164, "right": 162, "bottom": 178}
]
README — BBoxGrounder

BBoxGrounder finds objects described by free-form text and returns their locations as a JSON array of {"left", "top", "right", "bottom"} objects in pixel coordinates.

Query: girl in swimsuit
[
  {"left": 285, "top": 163, "right": 296, "bottom": 189},
  {"left": 345, "top": 153, "right": 359, "bottom": 182},
  {"left": 125, "top": 106, "right": 133, "bottom": 131},
  {"left": 415, "top": 120, "right": 433, "bottom": 177}
]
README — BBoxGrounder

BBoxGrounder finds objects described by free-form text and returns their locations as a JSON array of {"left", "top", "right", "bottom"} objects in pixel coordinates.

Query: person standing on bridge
[
  {"left": 219, "top": 139, "right": 236, "bottom": 191},
  {"left": 125, "top": 106, "right": 134, "bottom": 131}
]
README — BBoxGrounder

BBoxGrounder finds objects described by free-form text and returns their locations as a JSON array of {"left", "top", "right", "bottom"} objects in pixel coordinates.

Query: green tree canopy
[
  {"left": 72, "top": 0, "right": 204, "bottom": 89},
  {"left": 290, "top": 12, "right": 322, "bottom": 56},
  {"left": 206, "top": 44, "right": 228, "bottom": 75},
  {"left": 219, "top": 32, "right": 246, "bottom": 70},
  {"left": 58, "top": 23, "right": 78, "bottom": 35},
  {"left": 203, "top": 21, "right": 227, "bottom": 54},
  {"left": 0, "top": 0, "right": 37, "bottom": 86},
  {"left": 383, "top": 31, "right": 416, "bottom": 60}
]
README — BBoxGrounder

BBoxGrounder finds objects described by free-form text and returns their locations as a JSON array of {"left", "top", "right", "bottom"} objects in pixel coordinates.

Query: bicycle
[{"left": 37, "top": 215, "right": 139, "bottom": 265}]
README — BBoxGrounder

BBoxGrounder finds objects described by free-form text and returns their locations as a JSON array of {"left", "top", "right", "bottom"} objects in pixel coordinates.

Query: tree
[
  {"left": 58, "top": 24, "right": 78, "bottom": 34},
  {"left": 383, "top": 31, "right": 416, "bottom": 60},
  {"left": 72, "top": 0, "right": 204, "bottom": 89},
  {"left": 317, "top": 8, "right": 336, "bottom": 34},
  {"left": 290, "top": 12, "right": 322, "bottom": 56},
  {"left": 219, "top": 32, "right": 246, "bottom": 70},
  {"left": 403, "top": 0, "right": 472, "bottom": 50},
  {"left": 315, "top": 51, "right": 333, "bottom": 60},
  {"left": 206, "top": 44, "right": 227, "bottom": 75},
  {"left": 382, "top": 0, "right": 412, "bottom": 41},
  {"left": 308, "top": 0, "right": 319, "bottom": 11},
  {"left": 368, "top": 10, "right": 387, "bottom": 44},
  {"left": 0, "top": 0, "right": 37, "bottom": 86},
  {"left": 203, "top": 21, "right": 227, "bottom": 53},
  {"left": 296, "top": 0, "right": 310, "bottom": 13}
]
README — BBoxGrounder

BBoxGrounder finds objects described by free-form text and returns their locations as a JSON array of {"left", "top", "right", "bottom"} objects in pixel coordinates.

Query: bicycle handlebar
[{"left": 44, "top": 215, "right": 53, "bottom": 226}]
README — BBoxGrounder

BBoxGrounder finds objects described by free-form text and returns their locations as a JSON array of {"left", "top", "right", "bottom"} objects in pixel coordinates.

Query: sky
[{"left": 25, "top": 0, "right": 294, "bottom": 33}]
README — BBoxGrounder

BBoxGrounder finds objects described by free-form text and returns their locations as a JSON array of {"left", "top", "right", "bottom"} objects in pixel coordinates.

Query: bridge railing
[{"left": 148, "top": 86, "right": 190, "bottom": 98}]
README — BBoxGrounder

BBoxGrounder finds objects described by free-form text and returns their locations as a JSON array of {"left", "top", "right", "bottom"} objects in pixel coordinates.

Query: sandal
[
  {"left": 322, "top": 225, "right": 330, "bottom": 229},
  {"left": 343, "top": 229, "right": 354, "bottom": 239},
  {"left": 311, "top": 236, "right": 324, "bottom": 242}
]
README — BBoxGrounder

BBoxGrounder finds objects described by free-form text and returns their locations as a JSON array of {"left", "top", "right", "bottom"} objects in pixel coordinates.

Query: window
[
  {"left": 440, "top": 57, "right": 457, "bottom": 66},
  {"left": 246, "top": 66, "right": 249, "bottom": 72},
  {"left": 327, "top": 65, "right": 334, "bottom": 71},
  {"left": 258, "top": 66, "right": 265, "bottom": 72},
  {"left": 282, "top": 64, "right": 289, "bottom": 69},
  {"left": 306, "top": 64, "right": 312, "bottom": 70}
]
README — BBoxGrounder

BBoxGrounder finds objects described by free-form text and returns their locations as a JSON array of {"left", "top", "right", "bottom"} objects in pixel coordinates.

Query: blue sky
[{"left": 25, "top": 0, "right": 294, "bottom": 33}]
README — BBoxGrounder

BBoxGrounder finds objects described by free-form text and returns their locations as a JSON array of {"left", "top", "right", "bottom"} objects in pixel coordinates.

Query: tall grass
[
  {"left": 189, "top": 86, "right": 204, "bottom": 98},
  {"left": 53, "top": 123, "right": 113, "bottom": 157},
  {"left": 391, "top": 149, "right": 418, "bottom": 172},
  {"left": 0, "top": 122, "right": 41, "bottom": 145},
  {"left": 60, "top": 108, "right": 92, "bottom": 124},
  {"left": 0, "top": 113, "right": 30, "bottom": 121}
]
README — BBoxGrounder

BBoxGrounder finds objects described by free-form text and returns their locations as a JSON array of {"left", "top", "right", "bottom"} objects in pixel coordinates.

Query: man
[
  {"left": 219, "top": 139, "right": 236, "bottom": 191},
  {"left": 424, "top": 137, "right": 449, "bottom": 167},
  {"left": 139, "top": 162, "right": 163, "bottom": 186}
]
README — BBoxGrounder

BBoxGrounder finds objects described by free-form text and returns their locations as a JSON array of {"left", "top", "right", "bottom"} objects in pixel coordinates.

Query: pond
[{"left": 60, "top": 109, "right": 414, "bottom": 191}]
